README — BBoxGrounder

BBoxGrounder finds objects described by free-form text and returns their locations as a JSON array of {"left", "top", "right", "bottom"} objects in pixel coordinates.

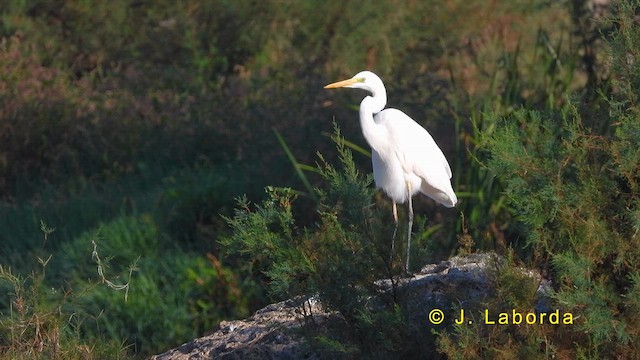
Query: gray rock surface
[
  {"left": 150, "top": 296, "right": 325, "bottom": 360},
  {"left": 151, "top": 252, "right": 548, "bottom": 359}
]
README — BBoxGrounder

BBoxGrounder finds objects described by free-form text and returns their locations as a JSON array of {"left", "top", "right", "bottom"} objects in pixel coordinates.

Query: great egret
[{"left": 324, "top": 70, "right": 457, "bottom": 272}]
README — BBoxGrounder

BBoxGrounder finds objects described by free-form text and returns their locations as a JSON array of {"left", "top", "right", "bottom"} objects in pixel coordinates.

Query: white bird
[{"left": 324, "top": 70, "right": 457, "bottom": 272}]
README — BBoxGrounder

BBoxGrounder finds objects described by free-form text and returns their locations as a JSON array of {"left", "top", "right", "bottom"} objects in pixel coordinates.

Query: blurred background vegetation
[{"left": 2, "top": 0, "right": 638, "bottom": 358}]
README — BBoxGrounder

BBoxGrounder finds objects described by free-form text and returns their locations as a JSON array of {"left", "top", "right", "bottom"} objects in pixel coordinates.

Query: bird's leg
[
  {"left": 406, "top": 182, "right": 413, "bottom": 273},
  {"left": 391, "top": 201, "right": 398, "bottom": 264}
]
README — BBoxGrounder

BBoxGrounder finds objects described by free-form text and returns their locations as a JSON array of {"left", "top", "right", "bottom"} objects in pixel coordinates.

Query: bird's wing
[
  {"left": 376, "top": 108, "right": 457, "bottom": 207},
  {"left": 376, "top": 109, "right": 452, "bottom": 178}
]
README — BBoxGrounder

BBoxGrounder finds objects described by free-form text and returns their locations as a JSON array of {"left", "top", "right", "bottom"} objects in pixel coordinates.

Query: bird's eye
[{"left": 356, "top": 77, "right": 366, "bottom": 83}]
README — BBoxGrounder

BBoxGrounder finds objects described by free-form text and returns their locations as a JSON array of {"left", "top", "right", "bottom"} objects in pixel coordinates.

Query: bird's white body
[
  {"left": 370, "top": 108, "right": 456, "bottom": 207},
  {"left": 338, "top": 70, "right": 457, "bottom": 208},
  {"left": 325, "top": 70, "right": 457, "bottom": 271}
]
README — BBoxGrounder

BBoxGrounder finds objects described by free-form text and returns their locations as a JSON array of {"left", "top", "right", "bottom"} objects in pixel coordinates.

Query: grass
[{"left": 0, "top": 162, "right": 264, "bottom": 357}]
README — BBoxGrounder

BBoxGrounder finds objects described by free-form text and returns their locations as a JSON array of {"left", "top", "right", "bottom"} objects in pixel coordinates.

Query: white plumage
[{"left": 325, "top": 70, "right": 457, "bottom": 271}]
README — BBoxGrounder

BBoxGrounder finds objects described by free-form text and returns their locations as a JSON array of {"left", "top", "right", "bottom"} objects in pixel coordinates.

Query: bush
[
  {"left": 460, "top": 1, "right": 640, "bottom": 357},
  {"left": 223, "top": 128, "right": 449, "bottom": 358}
]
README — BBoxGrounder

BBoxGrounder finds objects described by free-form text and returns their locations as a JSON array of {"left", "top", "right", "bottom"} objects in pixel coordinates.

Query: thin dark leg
[
  {"left": 406, "top": 182, "right": 413, "bottom": 272},
  {"left": 391, "top": 201, "right": 398, "bottom": 263}
]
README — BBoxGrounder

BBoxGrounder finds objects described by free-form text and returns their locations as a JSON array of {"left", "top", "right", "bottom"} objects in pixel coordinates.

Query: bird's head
[{"left": 324, "top": 71, "right": 385, "bottom": 95}]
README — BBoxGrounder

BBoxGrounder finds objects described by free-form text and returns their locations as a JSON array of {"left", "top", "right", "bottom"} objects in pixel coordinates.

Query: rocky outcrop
[
  {"left": 151, "top": 252, "right": 549, "bottom": 359},
  {"left": 150, "top": 296, "right": 324, "bottom": 360}
]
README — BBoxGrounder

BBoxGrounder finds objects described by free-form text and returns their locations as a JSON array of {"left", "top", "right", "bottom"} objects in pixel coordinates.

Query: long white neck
[{"left": 359, "top": 90, "right": 388, "bottom": 151}]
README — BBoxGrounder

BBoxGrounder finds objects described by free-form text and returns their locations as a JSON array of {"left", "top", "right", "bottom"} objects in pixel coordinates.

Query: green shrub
[
  {"left": 223, "top": 129, "right": 447, "bottom": 358},
  {"left": 456, "top": 1, "right": 640, "bottom": 357}
]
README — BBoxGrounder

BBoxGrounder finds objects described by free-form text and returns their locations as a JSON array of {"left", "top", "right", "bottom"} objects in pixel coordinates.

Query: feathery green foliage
[
  {"left": 221, "top": 127, "right": 385, "bottom": 304},
  {"left": 223, "top": 127, "right": 451, "bottom": 358},
  {"left": 460, "top": 1, "right": 640, "bottom": 357}
]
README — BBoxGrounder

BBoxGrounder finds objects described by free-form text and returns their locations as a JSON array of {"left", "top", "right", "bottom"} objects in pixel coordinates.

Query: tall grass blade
[
  {"left": 322, "top": 132, "right": 371, "bottom": 158},
  {"left": 274, "top": 129, "right": 318, "bottom": 202}
]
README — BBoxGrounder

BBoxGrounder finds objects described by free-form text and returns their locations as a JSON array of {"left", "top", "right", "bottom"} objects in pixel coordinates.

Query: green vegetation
[
  {"left": 1, "top": 0, "right": 638, "bottom": 358},
  {"left": 223, "top": 129, "right": 441, "bottom": 358}
]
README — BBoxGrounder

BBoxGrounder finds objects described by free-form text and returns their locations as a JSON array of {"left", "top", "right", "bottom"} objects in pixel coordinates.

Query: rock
[
  {"left": 150, "top": 296, "right": 326, "bottom": 360},
  {"left": 151, "top": 252, "right": 549, "bottom": 359}
]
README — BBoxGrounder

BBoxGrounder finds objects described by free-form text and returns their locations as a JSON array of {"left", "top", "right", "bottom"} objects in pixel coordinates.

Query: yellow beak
[{"left": 324, "top": 77, "right": 360, "bottom": 89}]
